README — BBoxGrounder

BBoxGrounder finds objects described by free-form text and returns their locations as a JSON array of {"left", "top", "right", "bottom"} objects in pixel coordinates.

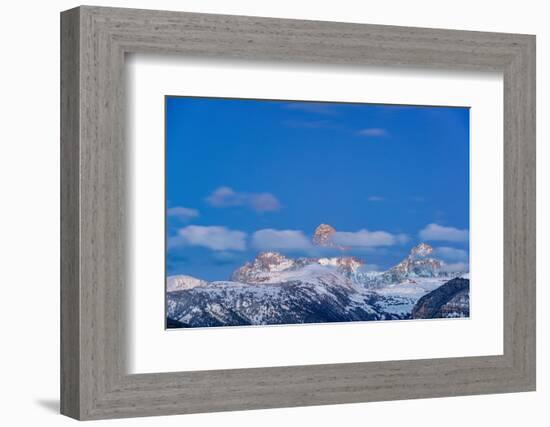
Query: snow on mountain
[
  {"left": 231, "top": 251, "right": 297, "bottom": 283},
  {"left": 411, "top": 278, "right": 470, "bottom": 318},
  {"left": 387, "top": 243, "right": 441, "bottom": 277},
  {"left": 356, "top": 243, "right": 467, "bottom": 288},
  {"left": 317, "top": 256, "right": 363, "bottom": 274},
  {"left": 166, "top": 275, "right": 401, "bottom": 327},
  {"left": 166, "top": 275, "right": 208, "bottom": 292},
  {"left": 410, "top": 242, "right": 433, "bottom": 258},
  {"left": 231, "top": 251, "right": 364, "bottom": 287},
  {"left": 166, "top": 224, "right": 469, "bottom": 328}
]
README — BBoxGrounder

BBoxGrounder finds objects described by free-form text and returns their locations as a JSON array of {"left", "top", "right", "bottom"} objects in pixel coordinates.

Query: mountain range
[{"left": 166, "top": 224, "right": 469, "bottom": 328}]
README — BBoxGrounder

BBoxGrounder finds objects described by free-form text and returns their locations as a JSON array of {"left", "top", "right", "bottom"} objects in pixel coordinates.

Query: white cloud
[
  {"left": 440, "top": 262, "right": 469, "bottom": 273},
  {"left": 419, "top": 223, "right": 469, "bottom": 242},
  {"left": 332, "top": 229, "right": 408, "bottom": 247},
  {"left": 434, "top": 246, "right": 469, "bottom": 262},
  {"left": 248, "top": 193, "right": 281, "bottom": 212},
  {"left": 357, "top": 128, "right": 388, "bottom": 137},
  {"left": 171, "top": 225, "right": 247, "bottom": 251},
  {"left": 166, "top": 206, "right": 199, "bottom": 221},
  {"left": 368, "top": 196, "right": 385, "bottom": 202},
  {"left": 251, "top": 229, "right": 312, "bottom": 251},
  {"left": 205, "top": 186, "right": 281, "bottom": 212}
]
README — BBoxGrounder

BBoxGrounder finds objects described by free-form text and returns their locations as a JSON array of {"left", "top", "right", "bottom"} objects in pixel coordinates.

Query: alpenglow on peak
[
  {"left": 410, "top": 242, "right": 434, "bottom": 258},
  {"left": 312, "top": 223, "right": 345, "bottom": 249}
]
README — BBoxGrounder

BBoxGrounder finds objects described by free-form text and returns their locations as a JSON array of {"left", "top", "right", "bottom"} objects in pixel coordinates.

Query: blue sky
[{"left": 166, "top": 96, "right": 470, "bottom": 280}]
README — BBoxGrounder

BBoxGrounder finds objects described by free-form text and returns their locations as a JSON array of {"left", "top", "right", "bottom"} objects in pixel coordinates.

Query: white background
[
  {"left": 0, "top": 1, "right": 547, "bottom": 426},
  {"left": 129, "top": 57, "right": 503, "bottom": 373}
]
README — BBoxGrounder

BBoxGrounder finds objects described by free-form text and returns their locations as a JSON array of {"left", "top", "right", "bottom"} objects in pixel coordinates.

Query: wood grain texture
[
  {"left": 60, "top": 7, "right": 80, "bottom": 419},
  {"left": 60, "top": 5, "right": 536, "bottom": 420}
]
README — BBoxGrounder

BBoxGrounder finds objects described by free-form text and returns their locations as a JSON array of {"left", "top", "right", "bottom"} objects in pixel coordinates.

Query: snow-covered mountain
[
  {"left": 354, "top": 243, "right": 465, "bottom": 288},
  {"left": 167, "top": 275, "right": 208, "bottom": 292},
  {"left": 166, "top": 224, "right": 469, "bottom": 328},
  {"left": 231, "top": 251, "right": 363, "bottom": 285},
  {"left": 411, "top": 278, "right": 470, "bottom": 319},
  {"left": 167, "top": 277, "right": 402, "bottom": 328}
]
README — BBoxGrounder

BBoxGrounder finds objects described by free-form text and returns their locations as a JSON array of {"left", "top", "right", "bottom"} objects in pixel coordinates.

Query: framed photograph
[{"left": 61, "top": 6, "right": 536, "bottom": 420}]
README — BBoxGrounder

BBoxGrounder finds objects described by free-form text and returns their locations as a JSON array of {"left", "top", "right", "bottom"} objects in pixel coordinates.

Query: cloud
[
  {"left": 357, "top": 128, "right": 388, "bottom": 137},
  {"left": 283, "top": 102, "right": 338, "bottom": 115},
  {"left": 166, "top": 206, "right": 199, "bottom": 221},
  {"left": 368, "top": 196, "right": 385, "bottom": 202},
  {"left": 205, "top": 187, "right": 281, "bottom": 212},
  {"left": 332, "top": 229, "right": 408, "bottom": 247},
  {"left": 440, "top": 262, "right": 469, "bottom": 273},
  {"left": 434, "top": 246, "right": 469, "bottom": 262},
  {"left": 170, "top": 225, "right": 247, "bottom": 251},
  {"left": 248, "top": 193, "right": 281, "bottom": 212},
  {"left": 419, "top": 223, "right": 469, "bottom": 242},
  {"left": 251, "top": 229, "right": 312, "bottom": 251}
]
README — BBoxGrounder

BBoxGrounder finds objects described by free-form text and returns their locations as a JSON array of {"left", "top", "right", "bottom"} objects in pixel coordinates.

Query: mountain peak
[
  {"left": 254, "top": 251, "right": 293, "bottom": 270},
  {"left": 231, "top": 251, "right": 295, "bottom": 283},
  {"left": 383, "top": 243, "right": 440, "bottom": 282},
  {"left": 312, "top": 223, "right": 336, "bottom": 245},
  {"left": 312, "top": 223, "right": 345, "bottom": 249},
  {"left": 410, "top": 242, "right": 433, "bottom": 258}
]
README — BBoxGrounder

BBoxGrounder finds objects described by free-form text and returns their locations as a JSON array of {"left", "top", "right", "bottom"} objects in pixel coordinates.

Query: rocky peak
[
  {"left": 253, "top": 251, "right": 295, "bottom": 271},
  {"left": 312, "top": 223, "right": 346, "bottom": 249},
  {"left": 393, "top": 256, "right": 441, "bottom": 276},
  {"left": 410, "top": 243, "right": 433, "bottom": 258},
  {"left": 312, "top": 224, "right": 336, "bottom": 247},
  {"left": 381, "top": 243, "right": 441, "bottom": 283},
  {"left": 231, "top": 251, "right": 296, "bottom": 283}
]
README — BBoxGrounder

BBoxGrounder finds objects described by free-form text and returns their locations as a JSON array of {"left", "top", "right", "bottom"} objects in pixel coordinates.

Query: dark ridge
[
  {"left": 411, "top": 278, "right": 470, "bottom": 319},
  {"left": 166, "top": 317, "right": 188, "bottom": 329}
]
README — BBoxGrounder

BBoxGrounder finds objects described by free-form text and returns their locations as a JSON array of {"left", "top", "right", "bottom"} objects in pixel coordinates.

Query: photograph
[
  {"left": 165, "top": 97, "right": 470, "bottom": 328},
  {"left": 48, "top": 2, "right": 538, "bottom": 422}
]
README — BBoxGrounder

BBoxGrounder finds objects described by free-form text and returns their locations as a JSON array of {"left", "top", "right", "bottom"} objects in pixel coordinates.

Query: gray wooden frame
[{"left": 61, "top": 5, "right": 536, "bottom": 420}]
